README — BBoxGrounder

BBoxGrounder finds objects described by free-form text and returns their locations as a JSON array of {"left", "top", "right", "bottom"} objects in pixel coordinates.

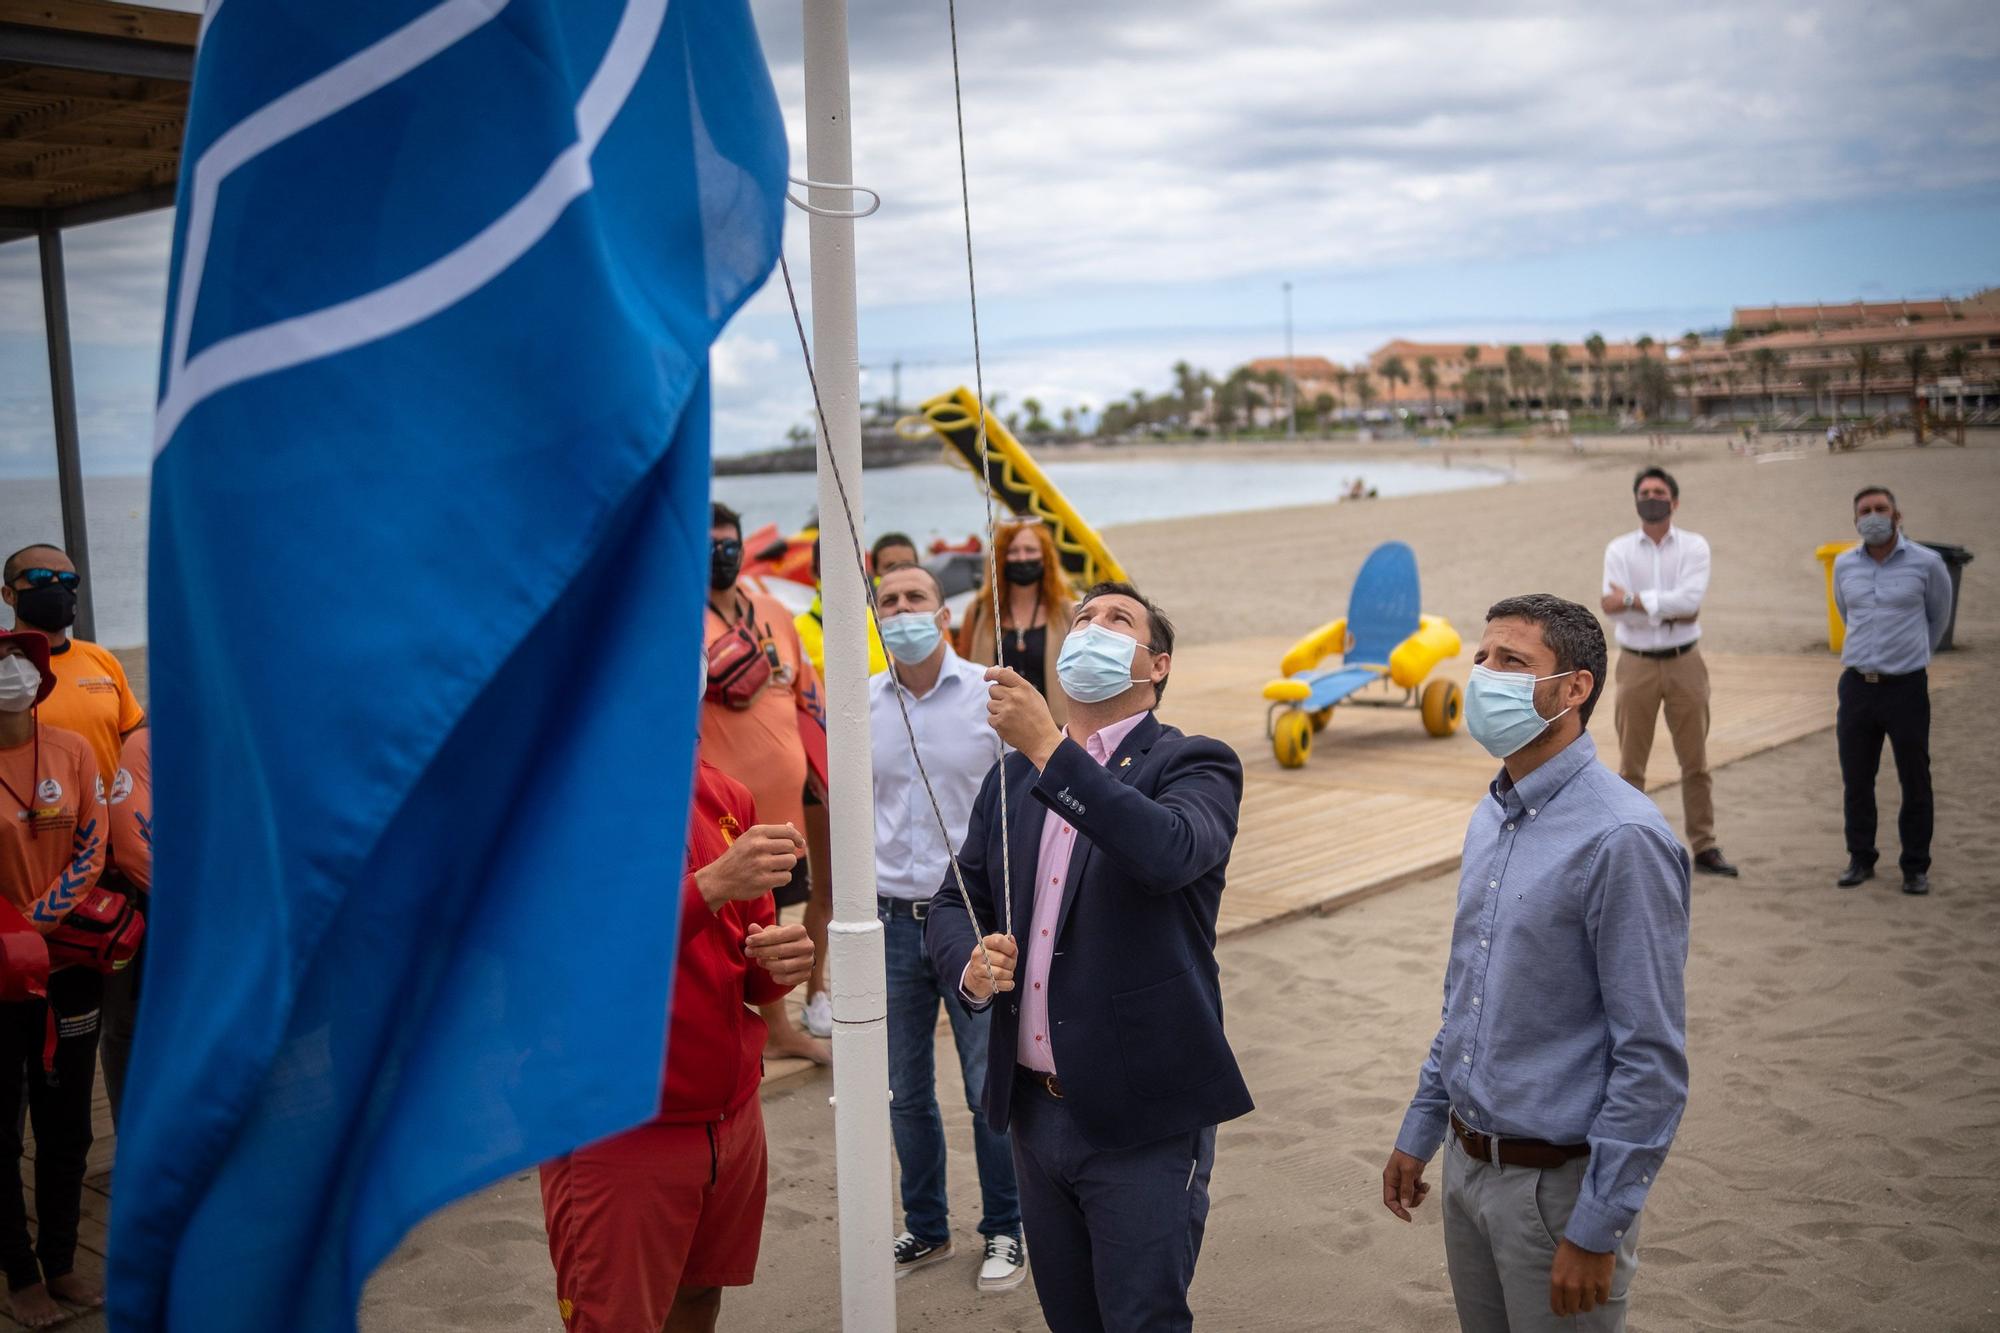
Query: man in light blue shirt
[
  {"left": 867, "top": 564, "right": 1023, "bottom": 1290},
  {"left": 1383, "top": 593, "right": 1690, "bottom": 1332},
  {"left": 1831, "top": 486, "right": 1955, "bottom": 895}
]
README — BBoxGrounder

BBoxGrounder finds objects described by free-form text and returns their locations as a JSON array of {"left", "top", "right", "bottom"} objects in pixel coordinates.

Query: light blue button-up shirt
[
  {"left": 1396, "top": 733, "right": 1691, "bottom": 1253},
  {"left": 1833, "top": 535, "right": 1953, "bottom": 676}
]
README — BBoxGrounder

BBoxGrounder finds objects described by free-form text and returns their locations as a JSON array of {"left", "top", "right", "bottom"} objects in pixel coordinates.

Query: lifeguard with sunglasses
[
  {"left": 5, "top": 546, "right": 147, "bottom": 1134},
  {"left": 2, "top": 547, "right": 144, "bottom": 787}
]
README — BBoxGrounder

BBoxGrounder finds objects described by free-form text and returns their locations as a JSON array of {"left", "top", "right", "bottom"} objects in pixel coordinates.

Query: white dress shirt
[
  {"left": 1602, "top": 526, "right": 1710, "bottom": 651},
  {"left": 870, "top": 644, "right": 1003, "bottom": 901}
]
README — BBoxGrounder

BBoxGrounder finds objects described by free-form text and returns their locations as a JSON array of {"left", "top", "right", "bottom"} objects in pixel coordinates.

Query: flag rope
[{"left": 776, "top": 254, "right": 1001, "bottom": 991}]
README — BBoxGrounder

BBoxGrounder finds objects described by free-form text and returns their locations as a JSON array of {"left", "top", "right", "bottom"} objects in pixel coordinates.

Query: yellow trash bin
[{"left": 1815, "top": 540, "right": 1858, "bottom": 653}]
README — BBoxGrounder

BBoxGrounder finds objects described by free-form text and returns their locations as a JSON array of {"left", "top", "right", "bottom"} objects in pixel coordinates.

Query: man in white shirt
[
  {"left": 868, "top": 565, "right": 1024, "bottom": 1291},
  {"left": 1601, "top": 467, "right": 1738, "bottom": 877}
]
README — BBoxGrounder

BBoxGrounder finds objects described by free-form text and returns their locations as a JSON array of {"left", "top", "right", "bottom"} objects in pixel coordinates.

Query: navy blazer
[{"left": 924, "top": 710, "right": 1254, "bottom": 1151}]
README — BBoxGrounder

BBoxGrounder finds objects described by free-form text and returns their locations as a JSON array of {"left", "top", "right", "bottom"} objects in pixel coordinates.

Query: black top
[{"left": 1000, "top": 624, "right": 1047, "bottom": 697}]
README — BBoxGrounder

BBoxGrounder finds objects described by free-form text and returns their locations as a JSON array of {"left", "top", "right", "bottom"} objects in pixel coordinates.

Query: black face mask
[
  {"left": 710, "top": 540, "right": 744, "bottom": 592},
  {"left": 14, "top": 585, "right": 77, "bottom": 633},
  {"left": 1635, "top": 497, "right": 1672, "bottom": 523},
  {"left": 1004, "top": 559, "right": 1044, "bottom": 587}
]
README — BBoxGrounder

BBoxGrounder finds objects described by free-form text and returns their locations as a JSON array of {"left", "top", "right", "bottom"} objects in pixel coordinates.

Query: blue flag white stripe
[{"left": 108, "top": 1, "right": 786, "bottom": 1327}]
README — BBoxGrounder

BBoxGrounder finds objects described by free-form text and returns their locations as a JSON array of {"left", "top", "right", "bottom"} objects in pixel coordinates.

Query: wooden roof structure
[
  {"left": 0, "top": 0, "right": 195, "bottom": 639},
  {"left": 0, "top": 0, "right": 195, "bottom": 243}
]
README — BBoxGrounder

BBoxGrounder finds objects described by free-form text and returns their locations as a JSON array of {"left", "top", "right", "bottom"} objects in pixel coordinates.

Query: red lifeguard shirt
[{"left": 659, "top": 759, "right": 794, "bottom": 1123}]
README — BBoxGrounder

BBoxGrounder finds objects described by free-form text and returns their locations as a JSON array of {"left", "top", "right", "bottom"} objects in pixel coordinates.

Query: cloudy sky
[{"left": 3, "top": 0, "right": 1997, "bottom": 475}]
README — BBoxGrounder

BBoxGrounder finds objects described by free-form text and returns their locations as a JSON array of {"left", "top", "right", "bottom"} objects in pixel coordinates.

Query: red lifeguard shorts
[{"left": 540, "top": 1095, "right": 768, "bottom": 1333}]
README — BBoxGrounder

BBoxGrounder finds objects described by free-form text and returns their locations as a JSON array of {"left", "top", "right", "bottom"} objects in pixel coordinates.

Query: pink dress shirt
[{"left": 1017, "top": 710, "right": 1148, "bottom": 1074}]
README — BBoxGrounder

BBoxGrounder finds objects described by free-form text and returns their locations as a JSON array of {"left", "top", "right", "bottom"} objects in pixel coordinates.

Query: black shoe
[
  {"left": 1693, "top": 848, "right": 1738, "bottom": 877},
  {"left": 1836, "top": 861, "right": 1874, "bottom": 888},
  {"left": 1902, "top": 873, "right": 1930, "bottom": 896},
  {"left": 893, "top": 1232, "right": 955, "bottom": 1279}
]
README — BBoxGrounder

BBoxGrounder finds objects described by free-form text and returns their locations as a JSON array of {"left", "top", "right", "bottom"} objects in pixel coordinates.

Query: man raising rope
[{"left": 925, "top": 581, "right": 1252, "bottom": 1332}]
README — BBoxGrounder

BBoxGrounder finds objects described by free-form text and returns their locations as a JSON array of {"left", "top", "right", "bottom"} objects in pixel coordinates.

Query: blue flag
[{"left": 108, "top": 2, "right": 786, "bottom": 1328}]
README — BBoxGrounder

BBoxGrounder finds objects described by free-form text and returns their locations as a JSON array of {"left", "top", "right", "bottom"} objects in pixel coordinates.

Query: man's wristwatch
[{"left": 1622, "top": 592, "right": 1635, "bottom": 610}]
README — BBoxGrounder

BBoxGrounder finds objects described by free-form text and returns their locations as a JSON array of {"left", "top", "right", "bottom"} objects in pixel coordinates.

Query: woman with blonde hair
[{"left": 957, "top": 520, "right": 1075, "bottom": 723}]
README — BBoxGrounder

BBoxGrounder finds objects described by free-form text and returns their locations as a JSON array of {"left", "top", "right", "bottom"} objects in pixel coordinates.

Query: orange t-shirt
[
  {"left": 38, "top": 637, "right": 146, "bottom": 785},
  {"left": 0, "top": 722, "right": 106, "bottom": 930},
  {"left": 109, "top": 727, "right": 152, "bottom": 893},
  {"left": 700, "top": 586, "right": 818, "bottom": 835}
]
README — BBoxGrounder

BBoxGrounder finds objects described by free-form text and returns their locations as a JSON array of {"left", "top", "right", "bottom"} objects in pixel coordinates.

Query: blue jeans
[{"left": 882, "top": 904, "right": 1020, "bottom": 1244}]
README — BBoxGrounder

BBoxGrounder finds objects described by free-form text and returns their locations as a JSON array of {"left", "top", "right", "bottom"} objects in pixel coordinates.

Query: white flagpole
[{"left": 802, "top": 1, "right": 897, "bottom": 1327}]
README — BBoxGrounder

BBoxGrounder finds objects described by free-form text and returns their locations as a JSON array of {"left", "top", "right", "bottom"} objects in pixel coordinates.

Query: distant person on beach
[
  {"left": 1600, "top": 468, "right": 1737, "bottom": 878},
  {"left": 1384, "top": 594, "right": 1689, "bottom": 1332},
  {"left": 702, "top": 503, "right": 832, "bottom": 1063},
  {"left": 929, "top": 581, "right": 1251, "bottom": 1332},
  {"left": 1832, "top": 487, "right": 1953, "bottom": 896},
  {"left": 3, "top": 545, "right": 148, "bottom": 1125},
  {"left": 0, "top": 629, "right": 107, "bottom": 1327},
  {"left": 957, "top": 521, "right": 1075, "bottom": 724},
  {"left": 539, "top": 753, "right": 812, "bottom": 1333},
  {"left": 867, "top": 565, "right": 1023, "bottom": 1291}
]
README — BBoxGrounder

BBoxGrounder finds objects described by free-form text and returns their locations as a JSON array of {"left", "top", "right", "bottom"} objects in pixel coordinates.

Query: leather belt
[
  {"left": 1450, "top": 1111, "right": 1587, "bottom": 1169},
  {"left": 878, "top": 895, "right": 930, "bottom": 920},
  {"left": 1846, "top": 667, "right": 1922, "bottom": 685},
  {"left": 1626, "top": 642, "right": 1697, "bottom": 660},
  {"left": 1017, "top": 1069, "right": 1064, "bottom": 1100}
]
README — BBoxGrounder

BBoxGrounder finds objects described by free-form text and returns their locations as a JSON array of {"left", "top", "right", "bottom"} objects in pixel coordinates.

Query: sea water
[{"left": 0, "top": 456, "right": 1509, "bottom": 648}]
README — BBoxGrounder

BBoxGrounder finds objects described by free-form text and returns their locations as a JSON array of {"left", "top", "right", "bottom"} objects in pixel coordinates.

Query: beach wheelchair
[{"left": 1262, "top": 541, "right": 1463, "bottom": 769}]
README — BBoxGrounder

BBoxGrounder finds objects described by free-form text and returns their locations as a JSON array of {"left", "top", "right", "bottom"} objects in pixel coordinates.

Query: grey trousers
[{"left": 1443, "top": 1137, "right": 1642, "bottom": 1332}]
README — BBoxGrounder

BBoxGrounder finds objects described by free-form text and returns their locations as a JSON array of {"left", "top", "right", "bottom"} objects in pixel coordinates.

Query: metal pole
[
  {"left": 802, "top": 2, "right": 895, "bottom": 1328},
  {"left": 1283, "top": 280, "right": 1296, "bottom": 438},
  {"left": 39, "top": 224, "right": 96, "bottom": 642}
]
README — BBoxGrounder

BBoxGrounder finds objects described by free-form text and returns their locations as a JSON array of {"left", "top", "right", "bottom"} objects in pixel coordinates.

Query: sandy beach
[{"left": 344, "top": 431, "right": 1998, "bottom": 1331}]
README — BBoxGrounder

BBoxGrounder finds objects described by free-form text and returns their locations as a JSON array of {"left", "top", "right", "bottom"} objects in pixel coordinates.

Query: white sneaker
[
  {"left": 804, "top": 991, "right": 833, "bottom": 1038},
  {"left": 978, "top": 1234, "right": 1027, "bottom": 1292}
]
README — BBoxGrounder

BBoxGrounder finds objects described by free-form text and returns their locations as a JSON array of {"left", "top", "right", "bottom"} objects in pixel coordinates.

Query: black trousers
[
  {"left": 96, "top": 876, "right": 146, "bottom": 1131},
  {"left": 0, "top": 967, "right": 102, "bottom": 1292},
  {"left": 1836, "top": 668, "right": 1932, "bottom": 876}
]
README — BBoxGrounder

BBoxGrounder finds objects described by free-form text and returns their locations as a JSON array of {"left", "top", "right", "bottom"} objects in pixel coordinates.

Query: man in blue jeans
[{"left": 868, "top": 565, "right": 1023, "bottom": 1290}]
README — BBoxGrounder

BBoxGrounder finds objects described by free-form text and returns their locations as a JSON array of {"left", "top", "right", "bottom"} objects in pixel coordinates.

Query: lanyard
[{"left": 0, "top": 723, "right": 45, "bottom": 840}]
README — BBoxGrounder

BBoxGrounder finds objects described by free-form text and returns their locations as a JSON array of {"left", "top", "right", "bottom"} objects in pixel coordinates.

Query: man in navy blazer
[{"left": 926, "top": 580, "right": 1252, "bottom": 1332}]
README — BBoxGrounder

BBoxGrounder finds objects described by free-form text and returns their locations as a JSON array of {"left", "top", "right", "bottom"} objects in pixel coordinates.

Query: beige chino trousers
[{"left": 1612, "top": 644, "right": 1715, "bottom": 853}]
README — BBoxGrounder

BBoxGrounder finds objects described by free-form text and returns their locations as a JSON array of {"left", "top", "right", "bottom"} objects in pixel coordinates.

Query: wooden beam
[{"left": 0, "top": 1, "right": 198, "bottom": 48}]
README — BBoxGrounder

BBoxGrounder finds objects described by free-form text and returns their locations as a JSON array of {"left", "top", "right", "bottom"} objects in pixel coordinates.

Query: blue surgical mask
[
  {"left": 1855, "top": 513, "right": 1896, "bottom": 546},
  {"left": 1464, "top": 664, "right": 1574, "bottom": 759},
  {"left": 879, "top": 611, "right": 943, "bottom": 665},
  {"left": 1057, "top": 624, "right": 1144, "bottom": 703}
]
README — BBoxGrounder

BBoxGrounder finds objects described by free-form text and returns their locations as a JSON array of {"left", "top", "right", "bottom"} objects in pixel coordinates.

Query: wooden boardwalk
[{"left": 16, "top": 644, "right": 1957, "bottom": 1326}]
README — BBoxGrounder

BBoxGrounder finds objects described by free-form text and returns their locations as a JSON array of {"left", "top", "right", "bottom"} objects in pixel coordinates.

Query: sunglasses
[
  {"left": 14, "top": 568, "right": 79, "bottom": 590},
  {"left": 712, "top": 539, "right": 743, "bottom": 557}
]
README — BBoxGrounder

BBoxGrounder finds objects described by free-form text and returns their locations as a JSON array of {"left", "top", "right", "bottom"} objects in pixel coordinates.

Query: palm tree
[
  {"left": 1060, "top": 405, "right": 1077, "bottom": 435},
  {"left": 1902, "top": 344, "right": 1932, "bottom": 416},
  {"left": 1546, "top": 344, "right": 1570, "bottom": 409},
  {"left": 1584, "top": 333, "right": 1607, "bottom": 410},
  {"left": 1799, "top": 367, "right": 1831, "bottom": 419},
  {"left": 1748, "top": 347, "right": 1784, "bottom": 419},
  {"left": 1353, "top": 371, "right": 1376, "bottom": 412},
  {"left": 1942, "top": 344, "right": 1972, "bottom": 417},
  {"left": 1418, "top": 355, "right": 1440, "bottom": 416},
  {"left": 1312, "top": 392, "right": 1336, "bottom": 433},
  {"left": 1330, "top": 365, "right": 1351, "bottom": 409},
  {"left": 1379, "top": 356, "right": 1409, "bottom": 413},
  {"left": 1849, "top": 345, "right": 1881, "bottom": 418},
  {"left": 1719, "top": 365, "right": 1741, "bottom": 422},
  {"left": 1172, "top": 360, "right": 1200, "bottom": 414},
  {"left": 1022, "top": 397, "right": 1051, "bottom": 434},
  {"left": 1503, "top": 345, "right": 1528, "bottom": 414}
]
